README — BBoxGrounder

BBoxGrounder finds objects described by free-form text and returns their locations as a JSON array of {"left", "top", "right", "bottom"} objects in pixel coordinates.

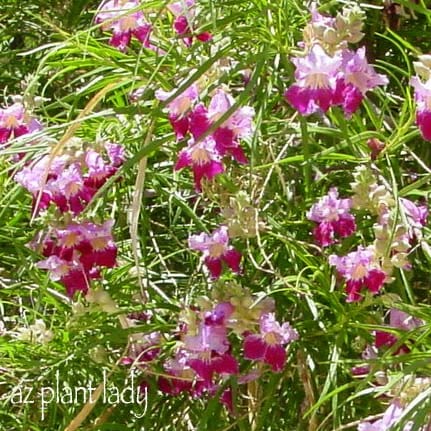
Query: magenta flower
[
  {"left": 189, "top": 104, "right": 211, "bottom": 139},
  {"left": 0, "top": 102, "right": 41, "bottom": 145},
  {"left": 243, "top": 313, "right": 298, "bottom": 372},
  {"left": 411, "top": 76, "right": 431, "bottom": 141},
  {"left": 207, "top": 89, "right": 254, "bottom": 163},
  {"left": 329, "top": 246, "right": 387, "bottom": 302},
  {"left": 188, "top": 352, "right": 238, "bottom": 389},
  {"left": 374, "top": 308, "right": 423, "bottom": 355},
  {"left": 158, "top": 352, "right": 194, "bottom": 395},
  {"left": 184, "top": 302, "right": 234, "bottom": 354},
  {"left": 35, "top": 220, "right": 117, "bottom": 297},
  {"left": 160, "top": 303, "right": 239, "bottom": 395},
  {"left": 175, "top": 136, "right": 224, "bottom": 191},
  {"left": 284, "top": 44, "right": 341, "bottom": 115},
  {"left": 389, "top": 308, "right": 424, "bottom": 331},
  {"left": 37, "top": 253, "right": 90, "bottom": 297},
  {"left": 188, "top": 226, "right": 241, "bottom": 278},
  {"left": 307, "top": 187, "right": 356, "bottom": 247},
  {"left": 155, "top": 84, "right": 199, "bottom": 139},
  {"left": 15, "top": 145, "right": 124, "bottom": 215},
  {"left": 185, "top": 301, "right": 239, "bottom": 389},
  {"left": 335, "top": 48, "right": 388, "bottom": 116},
  {"left": 168, "top": 0, "right": 212, "bottom": 47},
  {"left": 95, "top": 0, "right": 152, "bottom": 51}
]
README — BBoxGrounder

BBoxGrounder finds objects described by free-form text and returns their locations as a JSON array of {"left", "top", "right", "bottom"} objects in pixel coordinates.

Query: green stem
[{"left": 300, "top": 115, "right": 311, "bottom": 194}]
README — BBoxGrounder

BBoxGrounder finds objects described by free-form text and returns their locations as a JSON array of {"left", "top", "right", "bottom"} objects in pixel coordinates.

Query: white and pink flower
[
  {"left": 188, "top": 226, "right": 241, "bottom": 278},
  {"left": 329, "top": 246, "right": 387, "bottom": 302},
  {"left": 243, "top": 313, "right": 298, "bottom": 372},
  {"left": 95, "top": 0, "right": 152, "bottom": 51},
  {"left": 307, "top": 187, "right": 356, "bottom": 247}
]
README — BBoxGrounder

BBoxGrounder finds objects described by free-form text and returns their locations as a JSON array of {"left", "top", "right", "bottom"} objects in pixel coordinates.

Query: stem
[{"left": 300, "top": 115, "right": 311, "bottom": 194}]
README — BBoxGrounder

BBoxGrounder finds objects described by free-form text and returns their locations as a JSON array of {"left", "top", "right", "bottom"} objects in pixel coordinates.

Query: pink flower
[
  {"left": 374, "top": 308, "right": 423, "bottom": 354},
  {"left": 158, "top": 352, "right": 194, "bottom": 395},
  {"left": 105, "top": 142, "right": 126, "bottom": 166},
  {"left": 284, "top": 44, "right": 341, "bottom": 115},
  {"left": 175, "top": 136, "right": 224, "bottom": 192},
  {"left": 243, "top": 313, "right": 298, "bottom": 372},
  {"left": 155, "top": 84, "right": 199, "bottom": 139},
  {"left": 400, "top": 197, "right": 428, "bottom": 230},
  {"left": 285, "top": 45, "right": 387, "bottom": 116},
  {"left": 168, "top": 0, "right": 212, "bottom": 46},
  {"left": 189, "top": 104, "right": 211, "bottom": 139},
  {"left": 307, "top": 187, "right": 356, "bottom": 247},
  {"left": 95, "top": 0, "right": 152, "bottom": 51},
  {"left": 184, "top": 302, "right": 233, "bottom": 353},
  {"left": 358, "top": 400, "right": 414, "bottom": 431},
  {"left": 188, "top": 226, "right": 241, "bottom": 278},
  {"left": 15, "top": 145, "right": 124, "bottom": 215},
  {"left": 0, "top": 102, "right": 42, "bottom": 145},
  {"left": 411, "top": 76, "right": 431, "bottom": 141},
  {"left": 37, "top": 253, "right": 90, "bottom": 297},
  {"left": 207, "top": 89, "right": 254, "bottom": 163},
  {"left": 389, "top": 308, "right": 423, "bottom": 331},
  {"left": 334, "top": 48, "right": 388, "bottom": 116},
  {"left": 329, "top": 246, "right": 386, "bottom": 302},
  {"left": 183, "top": 304, "right": 239, "bottom": 389},
  {"left": 34, "top": 220, "right": 117, "bottom": 297},
  {"left": 188, "top": 353, "right": 238, "bottom": 388},
  {"left": 159, "top": 304, "right": 239, "bottom": 395}
]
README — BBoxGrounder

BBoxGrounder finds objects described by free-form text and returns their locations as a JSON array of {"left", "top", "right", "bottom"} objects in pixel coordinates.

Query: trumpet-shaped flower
[
  {"left": 284, "top": 44, "right": 341, "bottom": 115},
  {"left": 156, "top": 84, "right": 199, "bottom": 139},
  {"left": 188, "top": 226, "right": 241, "bottom": 278},
  {"left": 175, "top": 137, "right": 224, "bottom": 192},
  {"left": 0, "top": 102, "right": 41, "bottom": 145},
  {"left": 329, "top": 246, "right": 386, "bottom": 302},
  {"left": 411, "top": 76, "right": 431, "bottom": 141},
  {"left": 243, "top": 313, "right": 298, "bottom": 372},
  {"left": 307, "top": 187, "right": 356, "bottom": 246},
  {"left": 15, "top": 144, "right": 124, "bottom": 215},
  {"left": 358, "top": 400, "right": 415, "bottom": 431},
  {"left": 400, "top": 197, "right": 428, "bottom": 230},
  {"left": 208, "top": 89, "right": 254, "bottom": 163},
  {"left": 335, "top": 48, "right": 388, "bottom": 115},
  {"left": 374, "top": 308, "right": 423, "bottom": 355},
  {"left": 35, "top": 220, "right": 117, "bottom": 297},
  {"left": 96, "top": 0, "right": 152, "bottom": 51},
  {"left": 168, "top": 0, "right": 212, "bottom": 46}
]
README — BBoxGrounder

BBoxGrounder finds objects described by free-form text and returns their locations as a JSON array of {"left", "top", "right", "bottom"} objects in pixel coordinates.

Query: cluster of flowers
[
  {"left": 308, "top": 166, "right": 427, "bottom": 302},
  {"left": 15, "top": 141, "right": 125, "bottom": 215},
  {"left": 34, "top": 221, "right": 118, "bottom": 297},
  {"left": 354, "top": 308, "right": 428, "bottom": 430},
  {"left": 285, "top": 5, "right": 388, "bottom": 116},
  {"left": 0, "top": 98, "right": 124, "bottom": 298},
  {"left": 95, "top": 0, "right": 211, "bottom": 52},
  {"left": 124, "top": 284, "right": 297, "bottom": 408},
  {"left": 146, "top": 19, "right": 298, "bottom": 408},
  {"left": 156, "top": 83, "right": 254, "bottom": 191}
]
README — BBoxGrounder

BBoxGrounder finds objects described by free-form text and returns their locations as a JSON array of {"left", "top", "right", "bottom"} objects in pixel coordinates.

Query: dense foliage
[{"left": 1, "top": 1, "right": 431, "bottom": 430}]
